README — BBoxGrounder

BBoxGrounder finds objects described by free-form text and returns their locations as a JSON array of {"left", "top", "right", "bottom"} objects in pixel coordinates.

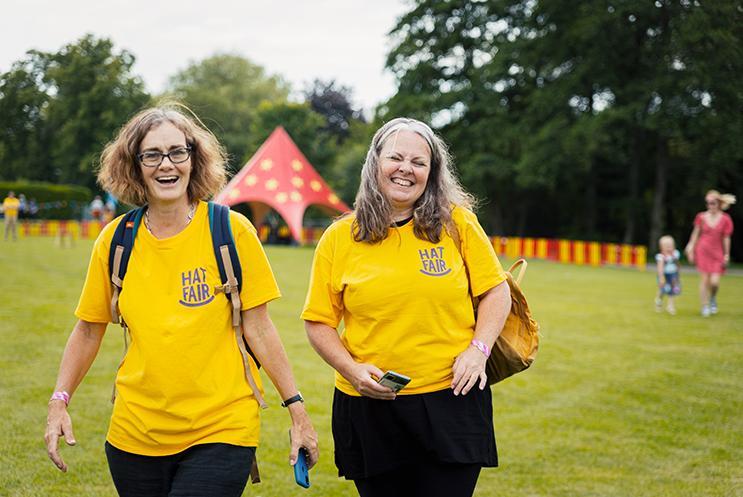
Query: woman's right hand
[
  {"left": 45, "top": 400, "right": 76, "bottom": 472},
  {"left": 346, "top": 363, "right": 396, "bottom": 400}
]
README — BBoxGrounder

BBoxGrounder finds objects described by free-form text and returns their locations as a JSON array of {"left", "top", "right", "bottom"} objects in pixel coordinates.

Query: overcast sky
[{"left": 1, "top": 0, "right": 409, "bottom": 112}]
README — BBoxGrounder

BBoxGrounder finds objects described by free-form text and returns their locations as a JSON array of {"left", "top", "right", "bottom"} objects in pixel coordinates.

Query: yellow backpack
[
  {"left": 451, "top": 227, "right": 540, "bottom": 384},
  {"left": 484, "top": 259, "right": 540, "bottom": 384}
]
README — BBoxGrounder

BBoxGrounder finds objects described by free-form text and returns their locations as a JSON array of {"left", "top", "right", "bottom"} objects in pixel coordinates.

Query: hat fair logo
[
  {"left": 179, "top": 267, "right": 215, "bottom": 307},
  {"left": 418, "top": 247, "right": 451, "bottom": 277}
]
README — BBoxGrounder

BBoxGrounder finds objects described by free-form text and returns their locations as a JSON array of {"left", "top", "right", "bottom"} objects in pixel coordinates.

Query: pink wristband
[
  {"left": 471, "top": 339, "right": 490, "bottom": 357},
  {"left": 50, "top": 391, "right": 70, "bottom": 406}
]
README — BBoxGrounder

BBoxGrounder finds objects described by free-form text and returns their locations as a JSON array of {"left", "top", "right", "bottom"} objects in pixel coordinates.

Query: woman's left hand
[
  {"left": 288, "top": 405, "right": 319, "bottom": 469},
  {"left": 451, "top": 344, "right": 488, "bottom": 395}
]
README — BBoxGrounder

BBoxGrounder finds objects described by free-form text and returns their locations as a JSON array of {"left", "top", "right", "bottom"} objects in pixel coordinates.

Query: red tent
[{"left": 214, "top": 126, "right": 350, "bottom": 242}]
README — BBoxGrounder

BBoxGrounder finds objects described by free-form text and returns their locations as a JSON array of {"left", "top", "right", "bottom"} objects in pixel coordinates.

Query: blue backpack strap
[
  {"left": 209, "top": 202, "right": 243, "bottom": 293},
  {"left": 108, "top": 206, "right": 144, "bottom": 404},
  {"left": 108, "top": 207, "right": 145, "bottom": 324},
  {"left": 209, "top": 202, "right": 266, "bottom": 409},
  {"left": 109, "top": 208, "right": 145, "bottom": 283}
]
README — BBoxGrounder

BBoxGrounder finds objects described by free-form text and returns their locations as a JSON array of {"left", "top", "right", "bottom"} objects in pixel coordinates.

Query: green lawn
[{"left": 1, "top": 238, "right": 741, "bottom": 497}]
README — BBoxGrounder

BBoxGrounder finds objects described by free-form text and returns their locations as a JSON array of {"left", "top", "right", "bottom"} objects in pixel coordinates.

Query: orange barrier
[
  {"left": 491, "top": 236, "right": 646, "bottom": 271},
  {"left": 19, "top": 220, "right": 646, "bottom": 270},
  {"left": 20, "top": 220, "right": 106, "bottom": 240}
]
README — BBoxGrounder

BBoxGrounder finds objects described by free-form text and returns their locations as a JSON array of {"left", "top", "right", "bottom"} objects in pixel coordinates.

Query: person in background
[
  {"left": 654, "top": 235, "right": 681, "bottom": 315},
  {"left": 18, "top": 193, "right": 28, "bottom": 219},
  {"left": 2, "top": 191, "right": 21, "bottom": 241},
  {"left": 302, "top": 117, "right": 511, "bottom": 497},
  {"left": 45, "top": 105, "right": 318, "bottom": 497},
  {"left": 28, "top": 198, "right": 39, "bottom": 219},
  {"left": 685, "top": 189, "right": 736, "bottom": 317},
  {"left": 89, "top": 195, "right": 104, "bottom": 220}
]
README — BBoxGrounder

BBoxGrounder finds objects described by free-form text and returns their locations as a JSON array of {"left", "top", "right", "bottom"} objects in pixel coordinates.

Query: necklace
[{"left": 144, "top": 202, "right": 196, "bottom": 234}]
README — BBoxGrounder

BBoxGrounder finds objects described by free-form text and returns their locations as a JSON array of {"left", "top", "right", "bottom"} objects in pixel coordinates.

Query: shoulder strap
[
  {"left": 208, "top": 202, "right": 267, "bottom": 410},
  {"left": 108, "top": 206, "right": 144, "bottom": 403},
  {"left": 108, "top": 207, "right": 145, "bottom": 324},
  {"left": 209, "top": 202, "right": 243, "bottom": 293}
]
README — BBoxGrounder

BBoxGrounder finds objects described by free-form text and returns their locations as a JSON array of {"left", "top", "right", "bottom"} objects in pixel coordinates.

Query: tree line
[
  {"left": 381, "top": 0, "right": 742, "bottom": 258},
  {"left": 0, "top": 34, "right": 371, "bottom": 205},
  {"left": 1, "top": 1, "right": 741, "bottom": 259}
]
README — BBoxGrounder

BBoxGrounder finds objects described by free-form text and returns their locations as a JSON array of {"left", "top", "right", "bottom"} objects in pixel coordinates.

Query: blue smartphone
[
  {"left": 294, "top": 448, "right": 310, "bottom": 488},
  {"left": 289, "top": 430, "right": 310, "bottom": 488}
]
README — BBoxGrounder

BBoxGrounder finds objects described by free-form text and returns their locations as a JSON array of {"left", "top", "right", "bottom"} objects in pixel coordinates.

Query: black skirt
[{"left": 332, "top": 387, "right": 498, "bottom": 480}]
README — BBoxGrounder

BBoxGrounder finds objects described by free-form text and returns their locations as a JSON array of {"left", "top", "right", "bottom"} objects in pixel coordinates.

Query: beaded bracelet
[
  {"left": 471, "top": 339, "right": 490, "bottom": 357},
  {"left": 49, "top": 391, "right": 70, "bottom": 406}
]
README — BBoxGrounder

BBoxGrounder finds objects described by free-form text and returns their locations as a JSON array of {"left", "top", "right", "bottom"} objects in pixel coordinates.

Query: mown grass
[{"left": 0, "top": 237, "right": 741, "bottom": 497}]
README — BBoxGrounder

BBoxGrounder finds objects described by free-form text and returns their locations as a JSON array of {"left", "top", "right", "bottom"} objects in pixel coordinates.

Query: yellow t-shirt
[
  {"left": 2, "top": 197, "right": 20, "bottom": 218},
  {"left": 301, "top": 206, "right": 506, "bottom": 396},
  {"left": 75, "top": 201, "right": 281, "bottom": 456}
]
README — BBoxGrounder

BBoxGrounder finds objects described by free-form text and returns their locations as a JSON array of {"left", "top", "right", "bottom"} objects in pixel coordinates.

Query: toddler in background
[{"left": 655, "top": 235, "right": 681, "bottom": 314}]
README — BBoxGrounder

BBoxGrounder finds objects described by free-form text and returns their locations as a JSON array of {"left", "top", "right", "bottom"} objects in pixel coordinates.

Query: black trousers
[
  {"left": 354, "top": 459, "right": 482, "bottom": 497},
  {"left": 105, "top": 441, "right": 255, "bottom": 497}
]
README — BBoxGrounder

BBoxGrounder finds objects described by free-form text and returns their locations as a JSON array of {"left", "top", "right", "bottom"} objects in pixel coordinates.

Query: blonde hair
[
  {"left": 97, "top": 103, "right": 228, "bottom": 206},
  {"left": 658, "top": 235, "right": 675, "bottom": 251},
  {"left": 706, "top": 189, "right": 737, "bottom": 211},
  {"left": 353, "top": 117, "right": 476, "bottom": 243}
]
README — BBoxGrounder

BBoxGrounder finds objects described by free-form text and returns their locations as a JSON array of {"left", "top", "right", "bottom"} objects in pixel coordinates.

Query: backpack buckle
[{"left": 214, "top": 283, "right": 233, "bottom": 295}]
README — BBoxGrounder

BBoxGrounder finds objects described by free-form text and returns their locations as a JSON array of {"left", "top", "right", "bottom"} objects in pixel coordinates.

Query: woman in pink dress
[{"left": 685, "top": 190, "right": 736, "bottom": 317}]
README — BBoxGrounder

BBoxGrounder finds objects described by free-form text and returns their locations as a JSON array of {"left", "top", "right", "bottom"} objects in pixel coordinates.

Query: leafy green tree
[
  {"left": 40, "top": 35, "right": 150, "bottom": 189},
  {"left": 248, "top": 101, "right": 335, "bottom": 179},
  {"left": 304, "top": 79, "right": 365, "bottom": 144},
  {"left": 327, "top": 120, "right": 375, "bottom": 205},
  {"left": 383, "top": 0, "right": 743, "bottom": 257},
  {"left": 1, "top": 35, "right": 149, "bottom": 190},
  {"left": 166, "top": 54, "right": 290, "bottom": 170},
  {"left": 0, "top": 54, "right": 49, "bottom": 181}
]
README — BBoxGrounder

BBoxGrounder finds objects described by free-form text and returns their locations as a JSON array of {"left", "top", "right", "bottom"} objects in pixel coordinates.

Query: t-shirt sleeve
[
  {"left": 723, "top": 215, "right": 734, "bottom": 236},
  {"left": 454, "top": 207, "right": 507, "bottom": 297},
  {"left": 655, "top": 253, "right": 663, "bottom": 263},
  {"left": 230, "top": 212, "right": 282, "bottom": 310},
  {"left": 75, "top": 222, "right": 117, "bottom": 323},
  {"left": 301, "top": 223, "right": 344, "bottom": 328}
]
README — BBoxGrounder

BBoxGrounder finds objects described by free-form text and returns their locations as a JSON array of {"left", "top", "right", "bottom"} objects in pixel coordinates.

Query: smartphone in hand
[
  {"left": 289, "top": 430, "right": 310, "bottom": 488},
  {"left": 377, "top": 371, "right": 411, "bottom": 393}
]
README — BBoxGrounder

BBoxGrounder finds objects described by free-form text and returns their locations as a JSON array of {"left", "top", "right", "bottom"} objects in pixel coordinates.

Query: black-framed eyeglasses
[{"left": 137, "top": 146, "right": 192, "bottom": 168}]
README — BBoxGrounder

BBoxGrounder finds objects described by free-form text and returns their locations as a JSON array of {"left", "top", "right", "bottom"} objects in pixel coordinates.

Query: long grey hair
[{"left": 353, "top": 117, "right": 476, "bottom": 243}]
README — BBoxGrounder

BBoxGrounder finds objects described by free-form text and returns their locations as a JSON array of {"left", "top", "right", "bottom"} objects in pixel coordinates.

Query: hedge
[{"left": 0, "top": 181, "right": 92, "bottom": 220}]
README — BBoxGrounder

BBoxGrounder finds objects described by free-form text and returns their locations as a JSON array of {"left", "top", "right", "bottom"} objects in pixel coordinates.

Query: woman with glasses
[
  {"left": 685, "top": 189, "right": 736, "bottom": 317},
  {"left": 44, "top": 104, "right": 318, "bottom": 496},
  {"left": 302, "top": 118, "right": 511, "bottom": 497}
]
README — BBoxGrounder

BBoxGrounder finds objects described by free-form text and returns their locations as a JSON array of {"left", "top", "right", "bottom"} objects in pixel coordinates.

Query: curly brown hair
[{"left": 97, "top": 103, "right": 228, "bottom": 206}]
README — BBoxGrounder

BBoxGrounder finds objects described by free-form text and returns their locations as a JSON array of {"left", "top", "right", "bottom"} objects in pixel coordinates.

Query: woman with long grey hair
[{"left": 302, "top": 117, "right": 511, "bottom": 497}]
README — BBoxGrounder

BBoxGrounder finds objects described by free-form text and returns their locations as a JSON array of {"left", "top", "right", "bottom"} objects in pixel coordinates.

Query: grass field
[{"left": 1, "top": 237, "right": 742, "bottom": 497}]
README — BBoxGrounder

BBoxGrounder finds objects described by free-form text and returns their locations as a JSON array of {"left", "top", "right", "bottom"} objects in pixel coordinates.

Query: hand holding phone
[
  {"left": 294, "top": 448, "right": 310, "bottom": 488},
  {"left": 377, "top": 371, "right": 411, "bottom": 393},
  {"left": 289, "top": 430, "right": 310, "bottom": 488}
]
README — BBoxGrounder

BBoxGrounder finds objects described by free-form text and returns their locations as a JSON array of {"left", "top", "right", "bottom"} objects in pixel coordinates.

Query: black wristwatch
[{"left": 281, "top": 392, "right": 304, "bottom": 408}]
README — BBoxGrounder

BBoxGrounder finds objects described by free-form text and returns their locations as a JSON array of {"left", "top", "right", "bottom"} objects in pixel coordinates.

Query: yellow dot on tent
[
  {"left": 310, "top": 180, "right": 322, "bottom": 192},
  {"left": 244, "top": 174, "right": 258, "bottom": 186},
  {"left": 265, "top": 179, "right": 279, "bottom": 191},
  {"left": 260, "top": 159, "right": 273, "bottom": 170},
  {"left": 291, "top": 176, "right": 304, "bottom": 188},
  {"left": 328, "top": 193, "right": 339, "bottom": 204},
  {"left": 229, "top": 189, "right": 240, "bottom": 199},
  {"left": 291, "top": 159, "right": 303, "bottom": 171},
  {"left": 290, "top": 191, "right": 303, "bottom": 202},
  {"left": 276, "top": 192, "right": 288, "bottom": 203}
]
